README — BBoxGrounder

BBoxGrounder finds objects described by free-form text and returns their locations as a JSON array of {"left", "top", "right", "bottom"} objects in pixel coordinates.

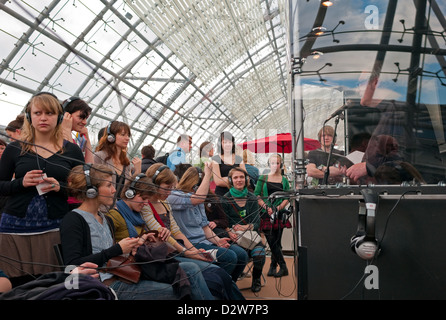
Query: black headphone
[
  {"left": 83, "top": 163, "right": 98, "bottom": 199},
  {"left": 267, "top": 154, "right": 283, "bottom": 169},
  {"left": 106, "top": 121, "right": 115, "bottom": 143},
  {"left": 125, "top": 173, "right": 147, "bottom": 199},
  {"left": 152, "top": 165, "right": 168, "bottom": 185},
  {"left": 25, "top": 92, "right": 64, "bottom": 126},
  {"left": 350, "top": 188, "right": 379, "bottom": 260},
  {"left": 228, "top": 168, "right": 249, "bottom": 186},
  {"left": 62, "top": 96, "right": 81, "bottom": 111},
  {"left": 193, "top": 167, "right": 203, "bottom": 191}
]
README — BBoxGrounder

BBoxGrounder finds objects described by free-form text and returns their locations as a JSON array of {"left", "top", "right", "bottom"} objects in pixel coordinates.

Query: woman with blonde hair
[
  {"left": 242, "top": 149, "right": 259, "bottom": 189},
  {"left": 141, "top": 163, "right": 211, "bottom": 262},
  {"left": 254, "top": 153, "right": 291, "bottom": 278},
  {"left": 168, "top": 164, "right": 249, "bottom": 283},
  {"left": 0, "top": 92, "right": 84, "bottom": 283}
]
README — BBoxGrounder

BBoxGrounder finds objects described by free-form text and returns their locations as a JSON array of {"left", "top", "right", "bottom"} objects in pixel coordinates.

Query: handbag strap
[{"left": 147, "top": 202, "right": 166, "bottom": 228}]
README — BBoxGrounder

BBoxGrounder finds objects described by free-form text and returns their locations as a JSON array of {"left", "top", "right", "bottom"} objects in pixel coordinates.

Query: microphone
[{"left": 325, "top": 104, "right": 349, "bottom": 122}]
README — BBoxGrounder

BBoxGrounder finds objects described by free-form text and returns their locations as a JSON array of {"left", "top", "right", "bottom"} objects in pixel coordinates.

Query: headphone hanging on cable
[
  {"left": 152, "top": 165, "right": 168, "bottom": 185},
  {"left": 125, "top": 173, "right": 147, "bottom": 199},
  {"left": 83, "top": 163, "right": 98, "bottom": 199},
  {"left": 350, "top": 188, "right": 379, "bottom": 260}
]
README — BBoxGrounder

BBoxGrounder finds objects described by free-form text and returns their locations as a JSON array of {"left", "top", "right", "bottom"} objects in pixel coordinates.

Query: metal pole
[{"left": 289, "top": 0, "right": 305, "bottom": 300}]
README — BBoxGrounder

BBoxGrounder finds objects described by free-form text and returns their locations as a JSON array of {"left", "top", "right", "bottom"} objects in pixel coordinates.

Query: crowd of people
[
  {"left": 1, "top": 83, "right": 437, "bottom": 300},
  {"left": 0, "top": 92, "right": 295, "bottom": 300}
]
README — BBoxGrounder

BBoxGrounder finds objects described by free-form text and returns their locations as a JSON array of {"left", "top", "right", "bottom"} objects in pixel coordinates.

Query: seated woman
[
  {"left": 140, "top": 163, "right": 245, "bottom": 299},
  {"left": 141, "top": 163, "right": 211, "bottom": 262},
  {"left": 222, "top": 167, "right": 266, "bottom": 293},
  {"left": 166, "top": 163, "right": 249, "bottom": 283},
  {"left": 60, "top": 163, "right": 187, "bottom": 300},
  {"left": 106, "top": 172, "right": 215, "bottom": 300}
]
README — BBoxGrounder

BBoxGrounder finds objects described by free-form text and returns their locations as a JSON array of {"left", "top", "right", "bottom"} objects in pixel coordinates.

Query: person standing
[
  {"left": 0, "top": 92, "right": 84, "bottom": 283},
  {"left": 243, "top": 149, "right": 259, "bottom": 190},
  {"left": 211, "top": 131, "right": 246, "bottom": 196},
  {"left": 60, "top": 97, "right": 94, "bottom": 163},
  {"left": 306, "top": 125, "right": 347, "bottom": 186},
  {"left": 255, "top": 154, "right": 291, "bottom": 277},
  {"left": 140, "top": 144, "right": 157, "bottom": 173},
  {"left": 166, "top": 134, "right": 193, "bottom": 171},
  {"left": 5, "top": 114, "right": 24, "bottom": 141}
]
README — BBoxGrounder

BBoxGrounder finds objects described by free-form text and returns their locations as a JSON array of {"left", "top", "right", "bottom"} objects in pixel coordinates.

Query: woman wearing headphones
[
  {"left": 61, "top": 164, "right": 183, "bottom": 300},
  {"left": 222, "top": 167, "right": 266, "bottom": 292},
  {"left": 94, "top": 120, "right": 141, "bottom": 199},
  {"left": 141, "top": 164, "right": 224, "bottom": 263},
  {"left": 106, "top": 172, "right": 216, "bottom": 300},
  {"left": 167, "top": 163, "right": 249, "bottom": 284},
  {"left": 140, "top": 163, "right": 245, "bottom": 299},
  {"left": 0, "top": 92, "right": 84, "bottom": 282},
  {"left": 254, "top": 154, "right": 291, "bottom": 278}
]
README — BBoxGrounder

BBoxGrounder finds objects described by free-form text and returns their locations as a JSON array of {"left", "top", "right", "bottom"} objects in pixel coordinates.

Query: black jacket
[
  {"left": 60, "top": 210, "right": 121, "bottom": 266},
  {"left": 141, "top": 158, "right": 157, "bottom": 173},
  {"left": 0, "top": 141, "right": 84, "bottom": 219}
]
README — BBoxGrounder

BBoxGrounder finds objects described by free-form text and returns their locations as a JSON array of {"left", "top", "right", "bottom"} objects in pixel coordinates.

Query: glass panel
[{"left": 296, "top": 0, "right": 446, "bottom": 185}]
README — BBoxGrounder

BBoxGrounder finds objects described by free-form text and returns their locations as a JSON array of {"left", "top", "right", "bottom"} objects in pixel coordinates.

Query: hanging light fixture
[
  {"left": 321, "top": 0, "right": 333, "bottom": 6},
  {"left": 311, "top": 51, "right": 324, "bottom": 59},
  {"left": 312, "top": 26, "right": 326, "bottom": 36}
]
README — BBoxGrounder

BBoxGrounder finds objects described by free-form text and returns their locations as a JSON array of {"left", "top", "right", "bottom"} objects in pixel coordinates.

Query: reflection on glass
[{"left": 299, "top": 0, "right": 446, "bottom": 186}]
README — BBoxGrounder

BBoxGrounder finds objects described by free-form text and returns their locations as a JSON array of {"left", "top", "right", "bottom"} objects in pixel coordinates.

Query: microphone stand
[{"left": 322, "top": 113, "right": 343, "bottom": 185}]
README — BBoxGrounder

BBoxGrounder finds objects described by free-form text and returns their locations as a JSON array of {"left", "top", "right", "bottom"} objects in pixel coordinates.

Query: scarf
[
  {"left": 229, "top": 187, "right": 248, "bottom": 198},
  {"left": 115, "top": 200, "right": 145, "bottom": 238}
]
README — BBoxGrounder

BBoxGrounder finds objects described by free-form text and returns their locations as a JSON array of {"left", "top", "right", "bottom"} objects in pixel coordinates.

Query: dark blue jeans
[
  {"left": 109, "top": 261, "right": 215, "bottom": 300},
  {"left": 194, "top": 243, "right": 249, "bottom": 282}
]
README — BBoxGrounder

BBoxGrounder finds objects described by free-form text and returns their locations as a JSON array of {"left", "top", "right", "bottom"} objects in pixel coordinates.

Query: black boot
[
  {"left": 267, "top": 263, "right": 276, "bottom": 277},
  {"left": 251, "top": 278, "right": 261, "bottom": 292},
  {"left": 274, "top": 263, "right": 289, "bottom": 277}
]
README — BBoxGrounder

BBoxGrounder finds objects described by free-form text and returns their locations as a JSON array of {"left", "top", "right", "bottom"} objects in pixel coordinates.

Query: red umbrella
[{"left": 239, "top": 133, "right": 320, "bottom": 154}]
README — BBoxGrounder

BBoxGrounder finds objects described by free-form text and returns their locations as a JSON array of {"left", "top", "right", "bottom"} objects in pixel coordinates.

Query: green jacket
[
  {"left": 222, "top": 190, "right": 261, "bottom": 231},
  {"left": 254, "top": 174, "right": 290, "bottom": 208}
]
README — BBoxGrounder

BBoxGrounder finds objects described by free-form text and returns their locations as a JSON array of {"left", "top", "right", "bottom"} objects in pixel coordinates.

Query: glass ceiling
[{"left": 0, "top": 0, "right": 289, "bottom": 161}]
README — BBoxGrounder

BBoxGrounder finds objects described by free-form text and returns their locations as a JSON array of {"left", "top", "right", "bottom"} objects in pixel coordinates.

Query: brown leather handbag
[{"left": 106, "top": 254, "right": 141, "bottom": 284}]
